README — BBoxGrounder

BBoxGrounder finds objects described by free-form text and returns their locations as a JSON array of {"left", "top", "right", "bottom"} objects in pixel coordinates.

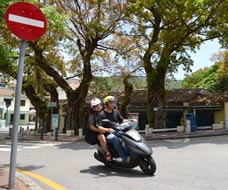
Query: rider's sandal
[{"left": 106, "top": 152, "right": 112, "bottom": 161}]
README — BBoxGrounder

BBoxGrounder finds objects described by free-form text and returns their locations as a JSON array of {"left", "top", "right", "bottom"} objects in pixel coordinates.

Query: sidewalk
[
  {"left": 1, "top": 127, "right": 228, "bottom": 190},
  {"left": 145, "top": 128, "right": 228, "bottom": 140},
  {"left": 0, "top": 166, "right": 36, "bottom": 190}
]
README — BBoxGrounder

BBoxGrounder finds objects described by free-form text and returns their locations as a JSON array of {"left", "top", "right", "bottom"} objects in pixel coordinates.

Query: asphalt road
[{"left": 1, "top": 136, "right": 228, "bottom": 190}]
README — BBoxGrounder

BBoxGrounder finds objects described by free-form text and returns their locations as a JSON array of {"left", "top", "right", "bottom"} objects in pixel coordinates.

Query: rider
[
  {"left": 88, "top": 98, "right": 112, "bottom": 161},
  {"left": 98, "top": 95, "right": 130, "bottom": 162}
]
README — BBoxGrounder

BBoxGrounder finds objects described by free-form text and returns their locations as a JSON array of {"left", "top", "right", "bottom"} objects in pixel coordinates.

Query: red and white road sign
[{"left": 5, "top": 2, "right": 47, "bottom": 41}]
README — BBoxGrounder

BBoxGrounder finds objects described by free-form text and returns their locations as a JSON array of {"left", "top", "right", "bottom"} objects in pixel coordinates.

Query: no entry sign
[
  {"left": 5, "top": 2, "right": 47, "bottom": 188},
  {"left": 5, "top": 2, "right": 47, "bottom": 41}
]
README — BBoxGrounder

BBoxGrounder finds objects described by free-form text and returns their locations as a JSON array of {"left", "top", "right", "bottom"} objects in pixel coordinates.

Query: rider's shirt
[
  {"left": 98, "top": 109, "right": 124, "bottom": 125},
  {"left": 88, "top": 114, "right": 100, "bottom": 128}
]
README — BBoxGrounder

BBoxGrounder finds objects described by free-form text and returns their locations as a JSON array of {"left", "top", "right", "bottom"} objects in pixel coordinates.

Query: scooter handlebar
[
  {"left": 101, "top": 119, "right": 133, "bottom": 131},
  {"left": 101, "top": 119, "right": 116, "bottom": 129}
]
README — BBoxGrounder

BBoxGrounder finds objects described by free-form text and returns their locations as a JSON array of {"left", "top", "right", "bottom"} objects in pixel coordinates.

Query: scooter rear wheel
[
  {"left": 139, "top": 156, "right": 156, "bottom": 175},
  {"left": 94, "top": 151, "right": 112, "bottom": 167}
]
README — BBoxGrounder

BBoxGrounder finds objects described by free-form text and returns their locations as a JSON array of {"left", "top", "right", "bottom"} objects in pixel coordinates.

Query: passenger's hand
[
  {"left": 129, "top": 119, "right": 138, "bottom": 123},
  {"left": 108, "top": 128, "right": 115, "bottom": 133}
]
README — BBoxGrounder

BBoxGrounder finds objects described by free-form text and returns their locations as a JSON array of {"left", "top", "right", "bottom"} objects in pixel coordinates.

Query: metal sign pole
[{"left": 8, "top": 39, "right": 27, "bottom": 189}]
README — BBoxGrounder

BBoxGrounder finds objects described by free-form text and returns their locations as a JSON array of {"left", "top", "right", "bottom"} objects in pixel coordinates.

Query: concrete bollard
[
  {"left": 225, "top": 118, "right": 228, "bottom": 131},
  {"left": 40, "top": 127, "right": 44, "bottom": 140},
  {"left": 78, "top": 128, "right": 83, "bottom": 140},
  {"left": 54, "top": 128, "right": 58, "bottom": 141},
  {"left": 185, "top": 120, "right": 191, "bottom": 134},
  {"left": 20, "top": 128, "right": 24, "bottom": 138},
  {"left": 9, "top": 127, "right": 13, "bottom": 136},
  {"left": 145, "top": 124, "right": 150, "bottom": 137}
]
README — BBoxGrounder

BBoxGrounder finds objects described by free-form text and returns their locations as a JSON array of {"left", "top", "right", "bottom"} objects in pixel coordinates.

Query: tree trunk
[
  {"left": 119, "top": 74, "right": 133, "bottom": 118},
  {"left": 147, "top": 80, "right": 166, "bottom": 129},
  {"left": 66, "top": 99, "right": 85, "bottom": 134},
  {"left": 23, "top": 85, "right": 50, "bottom": 131},
  {"left": 144, "top": 57, "right": 168, "bottom": 129},
  {"left": 66, "top": 86, "right": 90, "bottom": 134}
]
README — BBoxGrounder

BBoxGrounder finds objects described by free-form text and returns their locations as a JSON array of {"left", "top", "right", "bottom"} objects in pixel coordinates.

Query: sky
[{"left": 175, "top": 39, "right": 222, "bottom": 80}]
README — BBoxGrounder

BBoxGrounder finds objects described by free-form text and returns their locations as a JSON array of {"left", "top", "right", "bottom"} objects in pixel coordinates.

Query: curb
[
  {"left": 144, "top": 130, "right": 228, "bottom": 141},
  {"left": 1, "top": 165, "right": 43, "bottom": 190},
  {"left": 16, "top": 170, "right": 43, "bottom": 190}
]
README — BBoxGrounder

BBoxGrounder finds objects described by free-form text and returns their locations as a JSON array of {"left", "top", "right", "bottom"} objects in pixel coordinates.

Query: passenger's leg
[{"left": 97, "top": 134, "right": 111, "bottom": 161}]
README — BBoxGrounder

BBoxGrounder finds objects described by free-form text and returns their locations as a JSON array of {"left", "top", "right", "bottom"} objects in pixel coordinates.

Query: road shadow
[
  {"left": 55, "top": 142, "right": 97, "bottom": 150},
  {"left": 150, "top": 135, "right": 228, "bottom": 149},
  {"left": 80, "top": 165, "right": 155, "bottom": 178},
  {"left": 54, "top": 135, "right": 228, "bottom": 151},
  {"left": 0, "top": 185, "right": 8, "bottom": 190},
  {"left": 16, "top": 164, "right": 45, "bottom": 171}
]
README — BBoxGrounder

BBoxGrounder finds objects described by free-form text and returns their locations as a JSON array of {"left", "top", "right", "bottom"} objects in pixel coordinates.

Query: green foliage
[
  {"left": 201, "top": 63, "right": 219, "bottom": 91},
  {"left": 0, "top": 1, "right": 9, "bottom": 21},
  {"left": 90, "top": 76, "right": 112, "bottom": 96},
  {"left": 89, "top": 76, "right": 147, "bottom": 96},
  {"left": 41, "top": 5, "right": 69, "bottom": 37},
  {"left": 108, "top": 76, "right": 147, "bottom": 92},
  {"left": 0, "top": 41, "right": 17, "bottom": 75},
  {"left": 181, "top": 61, "right": 228, "bottom": 92},
  {"left": 0, "top": 43, "right": 9, "bottom": 66},
  {"left": 213, "top": 75, "right": 228, "bottom": 92},
  {"left": 182, "top": 68, "right": 210, "bottom": 88}
]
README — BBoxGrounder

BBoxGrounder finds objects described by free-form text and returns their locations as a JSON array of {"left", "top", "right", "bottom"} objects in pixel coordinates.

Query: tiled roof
[
  {"left": 128, "top": 89, "right": 147, "bottom": 105},
  {"left": 127, "top": 89, "right": 228, "bottom": 107},
  {"left": 0, "top": 88, "right": 26, "bottom": 98},
  {"left": 60, "top": 88, "right": 228, "bottom": 107},
  {"left": 0, "top": 88, "right": 14, "bottom": 96},
  {"left": 166, "top": 88, "right": 210, "bottom": 103},
  {"left": 190, "top": 93, "right": 228, "bottom": 106}
]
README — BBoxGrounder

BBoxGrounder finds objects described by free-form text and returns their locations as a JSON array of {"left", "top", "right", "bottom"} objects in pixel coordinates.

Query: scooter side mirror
[{"left": 117, "top": 122, "right": 132, "bottom": 131}]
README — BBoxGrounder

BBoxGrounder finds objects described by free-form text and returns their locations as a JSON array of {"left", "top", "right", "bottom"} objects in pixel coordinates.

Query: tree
[
  {"left": 0, "top": 1, "right": 64, "bottom": 131},
  {"left": 208, "top": 50, "right": 228, "bottom": 92},
  {"left": 1, "top": 0, "right": 130, "bottom": 133},
  {"left": 36, "top": 0, "right": 129, "bottom": 133},
  {"left": 98, "top": 32, "right": 144, "bottom": 117},
  {"left": 126, "top": 0, "right": 228, "bottom": 128},
  {"left": 0, "top": 41, "right": 53, "bottom": 131}
]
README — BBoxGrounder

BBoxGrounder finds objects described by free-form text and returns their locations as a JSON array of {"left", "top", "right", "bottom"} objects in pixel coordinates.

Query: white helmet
[{"left": 90, "top": 98, "right": 101, "bottom": 108}]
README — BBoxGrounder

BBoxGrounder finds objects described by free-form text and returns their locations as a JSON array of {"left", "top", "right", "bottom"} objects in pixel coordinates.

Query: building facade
[
  {"left": 0, "top": 88, "right": 31, "bottom": 127},
  {"left": 126, "top": 89, "right": 228, "bottom": 130}
]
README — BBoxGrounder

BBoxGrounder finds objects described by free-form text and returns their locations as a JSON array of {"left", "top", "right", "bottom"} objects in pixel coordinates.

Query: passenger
[{"left": 88, "top": 98, "right": 112, "bottom": 161}]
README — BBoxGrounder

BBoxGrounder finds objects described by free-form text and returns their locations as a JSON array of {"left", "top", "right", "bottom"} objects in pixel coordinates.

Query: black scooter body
[{"left": 94, "top": 120, "right": 156, "bottom": 175}]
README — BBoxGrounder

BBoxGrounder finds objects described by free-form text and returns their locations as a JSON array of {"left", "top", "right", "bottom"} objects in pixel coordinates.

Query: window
[
  {"left": 4, "top": 98, "right": 12, "bottom": 107},
  {"left": 20, "top": 100, "right": 26, "bottom": 106},
  {"left": 0, "top": 83, "right": 6, "bottom": 88},
  {"left": 20, "top": 114, "right": 25, "bottom": 120}
]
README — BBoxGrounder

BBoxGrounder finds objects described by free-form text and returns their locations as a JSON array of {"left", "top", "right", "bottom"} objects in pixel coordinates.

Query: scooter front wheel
[{"left": 139, "top": 156, "right": 156, "bottom": 176}]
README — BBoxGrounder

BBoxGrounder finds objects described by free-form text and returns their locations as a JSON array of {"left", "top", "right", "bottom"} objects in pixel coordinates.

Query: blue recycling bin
[{"left": 187, "top": 113, "right": 197, "bottom": 131}]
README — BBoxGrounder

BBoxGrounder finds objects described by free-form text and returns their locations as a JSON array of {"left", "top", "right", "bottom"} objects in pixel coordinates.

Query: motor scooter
[{"left": 94, "top": 119, "right": 156, "bottom": 175}]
